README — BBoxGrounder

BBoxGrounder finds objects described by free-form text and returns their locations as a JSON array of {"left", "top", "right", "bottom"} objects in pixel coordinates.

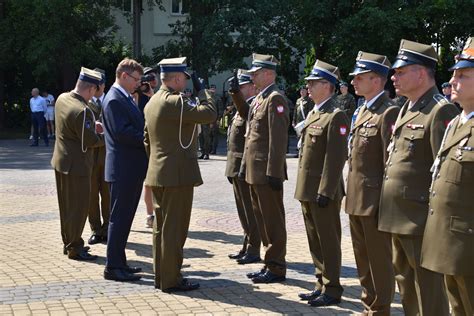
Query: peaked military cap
[
  {"left": 237, "top": 69, "right": 252, "bottom": 85},
  {"left": 392, "top": 39, "right": 438, "bottom": 69},
  {"left": 449, "top": 36, "right": 474, "bottom": 71},
  {"left": 93, "top": 68, "right": 106, "bottom": 84},
  {"left": 79, "top": 67, "right": 103, "bottom": 86},
  {"left": 143, "top": 66, "right": 157, "bottom": 75},
  {"left": 248, "top": 53, "right": 279, "bottom": 73},
  {"left": 350, "top": 51, "right": 391, "bottom": 76},
  {"left": 158, "top": 57, "right": 190, "bottom": 79},
  {"left": 441, "top": 82, "right": 451, "bottom": 88},
  {"left": 339, "top": 81, "right": 348, "bottom": 87},
  {"left": 305, "top": 59, "right": 341, "bottom": 85}
]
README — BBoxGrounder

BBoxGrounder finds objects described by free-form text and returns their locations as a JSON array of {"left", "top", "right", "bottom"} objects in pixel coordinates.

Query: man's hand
[
  {"left": 143, "top": 83, "right": 154, "bottom": 97},
  {"left": 228, "top": 70, "right": 240, "bottom": 93},
  {"left": 316, "top": 194, "right": 330, "bottom": 208},
  {"left": 95, "top": 121, "right": 104, "bottom": 134},
  {"left": 191, "top": 73, "right": 206, "bottom": 92},
  {"left": 227, "top": 177, "right": 233, "bottom": 184},
  {"left": 268, "top": 176, "right": 283, "bottom": 191}
]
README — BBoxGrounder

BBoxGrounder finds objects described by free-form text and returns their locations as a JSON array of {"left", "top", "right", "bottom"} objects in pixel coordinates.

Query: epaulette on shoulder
[{"left": 433, "top": 93, "right": 449, "bottom": 106}]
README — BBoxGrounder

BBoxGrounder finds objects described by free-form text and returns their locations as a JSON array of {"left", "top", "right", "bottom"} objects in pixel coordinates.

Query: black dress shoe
[
  {"left": 68, "top": 250, "right": 97, "bottom": 261},
  {"left": 162, "top": 280, "right": 200, "bottom": 293},
  {"left": 237, "top": 254, "right": 261, "bottom": 265},
  {"left": 104, "top": 268, "right": 141, "bottom": 282},
  {"left": 308, "top": 293, "right": 341, "bottom": 307},
  {"left": 246, "top": 268, "right": 266, "bottom": 279},
  {"left": 298, "top": 289, "right": 322, "bottom": 301},
  {"left": 88, "top": 234, "right": 102, "bottom": 245},
  {"left": 63, "top": 245, "right": 90, "bottom": 255},
  {"left": 124, "top": 266, "right": 142, "bottom": 274},
  {"left": 252, "top": 271, "right": 286, "bottom": 284},
  {"left": 228, "top": 251, "right": 245, "bottom": 260},
  {"left": 203, "top": 154, "right": 209, "bottom": 160}
]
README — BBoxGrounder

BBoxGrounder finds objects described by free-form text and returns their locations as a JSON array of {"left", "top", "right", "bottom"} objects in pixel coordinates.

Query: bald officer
[
  {"left": 378, "top": 39, "right": 459, "bottom": 316},
  {"left": 421, "top": 36, "right": 474, "bottom": 316},
  {"left": 295, "top": 60, "right": 348, "bottom": 307},
  {"left": 51, "top": 67, "right": 103, "bottom": 260},
  {"left": 144, "top": 57, "right": 217, "bottom": 292},
  {"left": 226, "top": 70, "right": 261, "bottom": 264},
  {"left": 346, "top": 52, "right": 399, "bottom": 315},
  {"left": 232, "top": 54, "right": 289, "bottom": 284}
]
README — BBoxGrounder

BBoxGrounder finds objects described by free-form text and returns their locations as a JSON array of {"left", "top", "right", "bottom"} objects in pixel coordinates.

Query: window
[{"left": 171, "top": 0, "right": 190, "bottom": 15}]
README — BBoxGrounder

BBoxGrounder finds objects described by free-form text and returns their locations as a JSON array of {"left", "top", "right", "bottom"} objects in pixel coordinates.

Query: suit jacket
[
  {"left": 225, "top": 96, "right": 255, "bottom": 178},
  {"left": 88, "top": 99, "right": 106, "bottom": 168},
  {"left": 378, "top": 86, "right": 459, "bottom": 235},
  {"left": 294, "top": 97, "right": 349, "bottom": 202},
  {"left": 102, "top": 85, "right": 148, "bottom": 183},
  {"left": 51, "top": 92, "right": 102, "bottom": 176},
  {"left": 143, "top": 86, "right": 216, "bottom": 187},
  {"left": 345, "top": 94, "right": 399, "bottom": 216},
  {"left": 236, "top": 84, "right": 289, "bottom": 185},
  {"left": 421, "top": 116, "right": 474, "bottom": 276}
]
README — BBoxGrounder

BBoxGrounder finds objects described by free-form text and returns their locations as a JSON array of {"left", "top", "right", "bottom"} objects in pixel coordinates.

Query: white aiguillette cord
[
  {"left": 178, "top": 94, "right": 197, "bottom": 149},
  {"left": 81, "top": 104, "right": 96, "bottom": 153}
]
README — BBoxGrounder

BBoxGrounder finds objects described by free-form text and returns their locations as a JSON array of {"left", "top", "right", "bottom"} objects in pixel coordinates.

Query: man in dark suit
[{"left": 102, "top": 58, "right": 148, "bottom": 282}]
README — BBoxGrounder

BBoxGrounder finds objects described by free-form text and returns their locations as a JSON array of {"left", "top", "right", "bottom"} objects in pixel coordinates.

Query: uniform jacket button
[{"left": 468, "top": 228, "right": 473, "bottom": 234}]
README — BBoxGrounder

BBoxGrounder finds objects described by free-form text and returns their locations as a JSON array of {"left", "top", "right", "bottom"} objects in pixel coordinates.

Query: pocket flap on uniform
[
  {"left": 363, "top": 176, "right": 382, "bottom": 188},
  {"left": 308, "top": 128, "right": 323, "bottom": 136},
  {"left": 450, "top": 216, "right": 474, "bottom": 235},
  {"left": 233, "top": 152, "right": 243, "bottom": 159},
  {"left": 254, "top": 152, "right": 268, "bottom": 161},
  {"left": 403, "top": 129, "right": 424, "bottom": 141},
  {"left": 454, "top": 150, "right": 474, "bottom": 162},
  {"left": 358, "top": 127, "right": 378, "bottom": 137},
  {"left": 402, "top": 186, "right": 428, "bottom": 203}
]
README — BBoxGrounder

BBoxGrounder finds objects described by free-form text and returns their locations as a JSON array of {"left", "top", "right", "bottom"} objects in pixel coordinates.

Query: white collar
[
  {"left": 313, "top": 97, "right": 332, "bottom": 111},
  {"left": 460, "top": 111, "right": 474, "bottom": 124},
  {"left": 365, "top": 91, "right": 385, "bottom": 109},
  {"left": 113, "top": 82, "right": 132, "bottom": 99}
]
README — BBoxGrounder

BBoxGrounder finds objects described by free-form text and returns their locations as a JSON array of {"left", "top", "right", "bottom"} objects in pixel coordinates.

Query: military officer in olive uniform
[
  {"left": 378, "top": 39, "right": 459, "bottom": 316},
  {"left": 421, "top": 37, "right": 474, "bottom": 316},
  {"left": 337, "top": 81, "right": 356, "bottom": 119},
  {"left": 51, "top": 67, "right": 104, "bottom": 260},
  {"left": 87, "top": 68, "right": 110, "bottom": 245},
  {"left": 144, "top": 57, "right": 217, "bottom": 292},
  {"left": 292, "top": 87, "right": 314, "bottom": 136},
  {"left": 294, "top": 60, "right": 348, "bottom": 307},
  {"left": 231, "top": 54, "right": 289, "bottom": 284},
  {"left": 346, "top": 52, "right": 399, "bottom": 315},
  {"left": 226, "top": 70, "right": 262, "bottom": 264}
]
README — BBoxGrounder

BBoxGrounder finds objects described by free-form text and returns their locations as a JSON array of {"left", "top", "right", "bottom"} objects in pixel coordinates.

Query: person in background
[
  {"left": 336, "top": 81, "right": 356, "bottom": 119},
  {"left": 42, "top": 90, "right": 55, "bottom": 139},
  {"left": 29, "top": 88, "right": 49, "bottom": 147}
]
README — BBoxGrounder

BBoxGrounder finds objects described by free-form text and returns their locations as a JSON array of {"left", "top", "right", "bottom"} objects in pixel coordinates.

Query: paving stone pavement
[{"left": 0, "top": 138, "right": 403, "bottom": 315}]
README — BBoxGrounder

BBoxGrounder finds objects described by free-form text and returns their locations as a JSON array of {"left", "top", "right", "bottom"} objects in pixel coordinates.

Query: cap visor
[
  {"left": 247, "top": 66, "right": 262, "bottom": 73},
  {"left": 239, "top": 80, "right": 253, "bottom": 86},
  {"left": 349, "top": 68, "right": 371, "bottom": 76},
  {"left": 392, "top": 59, "right": 417, "bottom": 69},
  {"left": 448, "top": 60, "right": 474, "bottom": 71},
  {"left": 184, "top": 71, "right": 191, "bottom": 79},
  {"left": 304, "top": 75, "right": 324, "bottom": 81}
]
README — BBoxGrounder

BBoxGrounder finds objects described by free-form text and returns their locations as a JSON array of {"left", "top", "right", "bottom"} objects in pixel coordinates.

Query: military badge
[{"left": 339, "top": 125, "right": 348, "bottom": 135}]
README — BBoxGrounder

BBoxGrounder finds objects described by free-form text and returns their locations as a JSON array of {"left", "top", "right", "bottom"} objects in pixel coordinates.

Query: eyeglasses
[{"left": 126, "top": 72, "right": 140, "bottom": 82}]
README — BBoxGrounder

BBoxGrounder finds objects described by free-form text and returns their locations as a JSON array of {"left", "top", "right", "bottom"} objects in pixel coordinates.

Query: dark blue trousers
[
  {"left": 106, "top": 178, "right": 143, "bottom": 269},
  {"left": 31, "top": 111, "right": 48, "bottom": 144}
]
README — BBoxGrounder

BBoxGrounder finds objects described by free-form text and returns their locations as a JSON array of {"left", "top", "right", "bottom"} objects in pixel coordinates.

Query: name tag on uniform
[{"left": 406, "top": 123, "right": 424, "bottom": 130}]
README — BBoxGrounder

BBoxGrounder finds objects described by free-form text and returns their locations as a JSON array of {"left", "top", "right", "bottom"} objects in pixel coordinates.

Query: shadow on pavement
[
  {"left": 0, "top": 139, "right": 54, "bottom": 170},
  {"left": 187, "top": 230, "right": 243, "bottom": 246}
]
